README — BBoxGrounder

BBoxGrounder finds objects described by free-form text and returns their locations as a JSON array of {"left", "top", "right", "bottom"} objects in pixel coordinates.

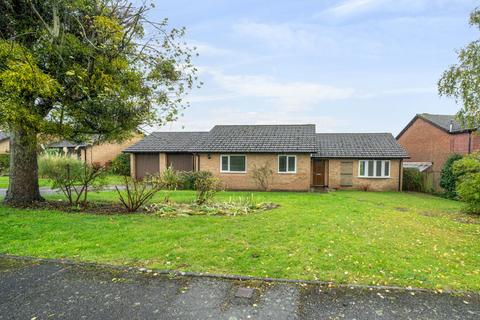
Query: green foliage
[
  {"left": 453, "top": 152, "right": 480, "bottom": 214},
  {"left": 109, "top": 153, "right": 130, "bottom": 176},
  {"left": 193, "top": 171, "right": 222, "bottom": 205},
  {"left": 160, "top": 167, "right": 181, "bottom": 190},
  {"left": 402, "top": 168, "right": 424, "bottom": 192},
  {"left": 38, "top": 153, "right": 106, "bottom": 205},
  {"left": 440, "top": 154, "right": 463, "bottom": 199},
  {"left": 0, "top": 154, "right": 9, "bottom": 175},
  {"left": 438, "top": 8, "right": 480, "bottom": 128}
]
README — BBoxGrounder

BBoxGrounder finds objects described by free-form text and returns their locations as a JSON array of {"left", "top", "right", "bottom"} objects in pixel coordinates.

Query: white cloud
[
  {"left": 204, "top": 70, "right": 356, "bottom": 111},
  {"left": 322, "top": 0, "right": 474, "bottom": 18},
  {"left": 190, "top": 41, "right": 231, "bottom": 56},
  {"left": 233, "top": 21, "right": 315, "bottom": 49}
]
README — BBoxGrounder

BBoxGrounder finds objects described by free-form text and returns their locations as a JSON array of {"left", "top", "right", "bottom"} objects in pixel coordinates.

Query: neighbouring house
[
  {"left": 124, "top": 125, "right": 408, "bottom": 191},
  {"left": 0, "top": 132, "right": 9, "bottom": 154},
  {"left": 397, "top": 113, "right": 480, "bottom": 191},
  {"left": 48, "top": 134, "right": 143, "bottom": 166}
]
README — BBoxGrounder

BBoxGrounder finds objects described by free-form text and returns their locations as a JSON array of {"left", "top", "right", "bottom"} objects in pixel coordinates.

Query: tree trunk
[{"left": 3, "top": 128, "right": 43, "bottom": 205}]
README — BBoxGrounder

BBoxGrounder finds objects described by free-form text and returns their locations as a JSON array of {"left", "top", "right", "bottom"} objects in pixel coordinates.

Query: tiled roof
[
  {"left": 124, "top": 132, "right": 209, "bottom": 153},
  {"left": 124, "top": 125, "right": 407, "bottom": 159},
  {"left": 418, "top": 114, "right": 475, "bottom": 133},
  {"left": 48, "top": 140, "right": 89, "bottom": 148},
  {"left": 0, "top": 132, "right": 9, "bottom": 141},
  {"left": 313, "top": 133, "right": 408, "bottom": 159},
  {"left": 190, "top": 125, "right": 317, "bottom": 153}
]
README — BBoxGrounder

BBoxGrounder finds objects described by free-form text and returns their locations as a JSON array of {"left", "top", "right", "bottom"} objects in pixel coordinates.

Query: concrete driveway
[{"left": 0, "top": 256, "right": 478, "bottom": 319}]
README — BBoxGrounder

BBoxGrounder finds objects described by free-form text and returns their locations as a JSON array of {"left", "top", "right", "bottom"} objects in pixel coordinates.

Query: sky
[{"left": 148, "top": 0, "right": 479, "bottom": 135}]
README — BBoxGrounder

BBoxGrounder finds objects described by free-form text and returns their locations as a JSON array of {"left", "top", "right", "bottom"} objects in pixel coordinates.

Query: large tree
[
  {"left": 0, "top": 0, "right": 198, "bottom": 205},
  {"left": 438, "top": 8, "right": 480, "bottom": 128}
]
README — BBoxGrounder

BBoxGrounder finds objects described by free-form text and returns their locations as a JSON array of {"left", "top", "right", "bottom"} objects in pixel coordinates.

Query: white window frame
[
  {"left": 358, "top": 160, "right": 391, "bottom": 178},
  {"left": 278, "top": 155, "right": 297, "bottom": 174},
  {"left": 220, "top": 154, "right": 247, "bottom": 173}
]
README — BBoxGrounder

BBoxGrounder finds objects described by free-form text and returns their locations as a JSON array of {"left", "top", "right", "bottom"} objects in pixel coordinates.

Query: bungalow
[
  {"left": 0, "top": 132, "right": 9, "bottom": 154},
  {"left": 124, "top": 125, "right": 408, "bottom": 191}
]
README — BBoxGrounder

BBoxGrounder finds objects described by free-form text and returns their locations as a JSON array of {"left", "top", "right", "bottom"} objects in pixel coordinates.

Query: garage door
[
  {"left": 167, "top": 153, "right": 194, "bottom": 171},
  {"left": 135, "top": 153, "right": 160, "bottom": 179}
]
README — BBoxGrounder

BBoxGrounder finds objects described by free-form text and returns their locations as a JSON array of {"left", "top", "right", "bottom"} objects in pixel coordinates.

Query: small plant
[
  {"left": 109, "top": 153, "right": 131, "bottom": 176},
  {"left": 160, "top": 167, "right": 180, "bottom": 190},
  {"left": 116, "top": 175, "right": 162, "bottom": 212},
  {"left": 193, "top": 171, "right": 222, "bottom": 205},
  {"left": 440, "top": 154, "right": 463, "bottom": 199},
  {"left": 251, "top": 162, "right": 274, "bottom": 191},
  {"left": 38, "top": 153, "right": 106, "bottom": 205},
  {"left": 359, "top": 184, "right": 370, "bottom": 192}
]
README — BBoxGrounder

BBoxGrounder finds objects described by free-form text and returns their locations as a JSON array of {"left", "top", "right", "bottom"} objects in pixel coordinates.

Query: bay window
[{"left": 358, "top": 160, "right": 390, "bottom": 178}]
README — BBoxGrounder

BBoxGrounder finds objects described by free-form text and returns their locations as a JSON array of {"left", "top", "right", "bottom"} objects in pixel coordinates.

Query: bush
[
  {"left": 160, "top": 167, "right": 181, "bottom": 190},
  {"left": 178, "top": 171, "right": 198, "bottom": 190},
  {"left": 109, "top": 153, "right": 130, "bottom": 176},
  {"left": 193, "top": 171, "right": 222, "bottom": 205},
  {"left": 250, "top": 162, "right": 274, "bottom": 191},
  {"left": 402, "top": 168, "right": 424, "bottom": 192},
  {"left": 440, "top": 154, "right": 463, "bottom": 199},
  {"left": 0, "top": 154, "right": 9, "bottom": 175},
  {"left": 38, "top": 153, "right": 106, "bottom": 205},
  {"left": 453, "top": 152, "right": 480, "bottom": 214},
  {"left": 115, "top": 175, "right": 162, "bottom": 212}
]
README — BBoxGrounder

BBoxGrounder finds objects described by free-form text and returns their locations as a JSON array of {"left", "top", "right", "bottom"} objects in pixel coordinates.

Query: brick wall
[
  {"left": 327, "top": 159, "right": 401, "bottom": 191},
  {"left": 81, "top": 134, "right": 143, "bottom": 166},
  {"left": 397, "top": 118, "right": 478, "bottom": 190},
  {"left": 0, "top": 140, "right": 9, "bottom": 154},
  {"left": 198, "top": 153, "right": 311, "bottom": 191}
]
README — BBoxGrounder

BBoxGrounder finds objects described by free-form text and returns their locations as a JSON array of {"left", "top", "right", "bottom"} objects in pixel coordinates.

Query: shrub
[
  {"left": 109, "top": 153, "right": 131, "bottom": 176},
  {"left": 250, "top": 162, "right": 274, "bottom": 191},
  {"left": 178, "top": 171, "right": 197, "bottom": 190},
  {"left": 193, "top": 171, "right": 222, "bottom": 205},
  {"left": 115, "top": 175, "right": 162, "bottom": 212},
  {"left": 160, "top": 167, "right": 180, "bottom": 190},
  {"left": 38, "top": 153, "right": 106, "bottom": 205},
  {"left": 453, "top": 152, "right": 480, "bottom": 214},
  {"left": 402, "top": 168, "right": 424, "bottom": 192},
  {"left": 0, "top": 154, "right": 9, "bottom": 175},
  {"left": 440, "top": 154, "right": 463, "bottom": 199}
]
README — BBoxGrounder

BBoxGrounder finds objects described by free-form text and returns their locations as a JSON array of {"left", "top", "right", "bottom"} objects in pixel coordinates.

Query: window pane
[
  {"left": 279, "top": 156, "right": 287, "bottom": 172},
  {"left": 376, "top": 161, "right": 382, "bottom": 177},
  {"left": 359, "top": 161, "right": 365, "bottom": 176},
  {"left": 229, "top": 155, "right": 245, "bottom": 172},
  {"left": 368, "top": 160, "right": 374, "bottom": 176},
  {"left": 287, "top": 156, "right": 296, "bottom": 172},
  {"left": 221, "top": 156, "right": 229, "bottom": 171},
  {"left": 384, "top": 161, "right": 390, "bottom": 177}
]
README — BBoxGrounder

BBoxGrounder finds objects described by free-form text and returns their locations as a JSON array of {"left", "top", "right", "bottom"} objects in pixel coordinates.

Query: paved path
[{"left": 0, "top": 256, "right": 478, "bottom": 320}]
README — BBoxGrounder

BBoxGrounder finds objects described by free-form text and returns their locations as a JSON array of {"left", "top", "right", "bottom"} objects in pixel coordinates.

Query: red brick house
[{"left": 396, "top": 113, "right": 479, "bottom": 190}]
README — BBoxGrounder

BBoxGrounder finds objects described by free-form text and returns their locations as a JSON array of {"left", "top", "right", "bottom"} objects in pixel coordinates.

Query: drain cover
[{"left": 235, "top": 287, "right": 254, "bottom": 298}]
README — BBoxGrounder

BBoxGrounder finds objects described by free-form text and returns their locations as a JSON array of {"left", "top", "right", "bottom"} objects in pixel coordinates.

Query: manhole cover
[{"left": 235, "top": 287, "right": 254, "bottom": 299}]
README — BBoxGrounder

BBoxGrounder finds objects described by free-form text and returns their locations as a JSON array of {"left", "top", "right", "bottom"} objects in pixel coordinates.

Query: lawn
[
  {"left": 0, "top": 175, "right": 125, "bottom": 189},
  {"left": 0, "top": 190, "right": 479, "bottom": 291}
]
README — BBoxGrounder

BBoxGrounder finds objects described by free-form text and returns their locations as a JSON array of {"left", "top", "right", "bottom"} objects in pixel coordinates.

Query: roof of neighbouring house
[
  {"left": 125, "top": 125, "right": 407, "bottom": 158},
  {"left": 313, "top": 133, "right": 408, "bottom": 159},
  {"left": 124, "top": 132, "right": 209, "bottom": 153},
  {"left": 397, "top": 113, "right": 478, "bottom": 139},
  {"left": 0, "top": 132, "right": 9, "bottom": 142},
  {"left": 48, "top": 140, "right": 90, "bottom": 148}
]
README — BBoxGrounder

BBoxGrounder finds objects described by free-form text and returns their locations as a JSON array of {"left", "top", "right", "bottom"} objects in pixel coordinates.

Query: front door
[{"left": 312, "top": 159, "right": 326, "bottom": 186}]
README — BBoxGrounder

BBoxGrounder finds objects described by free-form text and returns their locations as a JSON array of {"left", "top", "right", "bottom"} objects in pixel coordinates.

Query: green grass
[
  {"left": 0, "top": 175, "right": 125, "bottom": 189},
  {"left": 0, "top": 190, "right": 479, "bottom": 291}
]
